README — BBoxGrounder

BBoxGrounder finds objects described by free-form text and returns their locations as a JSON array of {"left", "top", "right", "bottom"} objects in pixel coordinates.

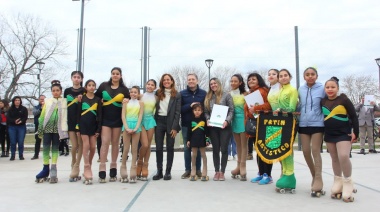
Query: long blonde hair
[{"left": 204, "top": 78, "right": 223, "bottom": 111}]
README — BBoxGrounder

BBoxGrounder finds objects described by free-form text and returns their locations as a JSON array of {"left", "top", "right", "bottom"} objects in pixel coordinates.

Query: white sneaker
[
  {"left": 233, "top": 156, "right": 236, "bottom": 160},
  {"left": 228, "top": 156, "right": 233, "bottom": 161}
]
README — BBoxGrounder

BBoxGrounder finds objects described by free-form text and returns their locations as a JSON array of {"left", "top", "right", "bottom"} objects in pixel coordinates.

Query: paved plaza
[{"left": 0, "top": 147, "right": 379, "bottom": 212}]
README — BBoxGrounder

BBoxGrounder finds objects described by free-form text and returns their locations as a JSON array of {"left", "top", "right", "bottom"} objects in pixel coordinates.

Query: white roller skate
[
  {"left": 130, "top": 164, "right": 137, "bottom": 183},
  {"left": 331, "top": 176, "right": 343, "bottom": 199},
  {"left": 119, "top": 164, "right": 129, "bottom": 183},
  {"left": 49, "top": 164, "right": 58, "bottom": 184},
  {"left": 69, "top": 164, "right": 81, "bottom": 182},
  {"left": 83, "top": 164, "right": 93, "bottom": 185},
  {"left": 342, "top": 177, "right": 357, "bottom": 203}
]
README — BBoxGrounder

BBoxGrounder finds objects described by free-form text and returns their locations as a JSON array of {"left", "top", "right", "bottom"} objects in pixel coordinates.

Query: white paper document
[
  {"left": 244, "top": 90, "right": 264, "bottom": 108},
  {"left": 209, "top": 104, "right": 229, "bottom": 128},
  {"left": 364, "top": 95, "right": 375, "bottom": 108}
]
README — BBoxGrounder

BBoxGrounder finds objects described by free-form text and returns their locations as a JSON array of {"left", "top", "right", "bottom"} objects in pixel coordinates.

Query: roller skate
[
  {"left": 35, "top": 164, "right": 50, "bottom": 183},
  {"left": 136, "top": 160, "right": 143, "bottom": 180},
  {"left": 98, "top": 163, "right": 107, "bottom": 183},
  {"left": 49, "top": 164, "right": 58, "bottom": 184},
  {"left": 83, "top": 164, "right": 93, "bottom": 185},
  {"left": 130, "top": 164, "right": 137, "bottom": 183},
  {"left": 275, "top": 173, "right": 296, "bottom": 194},
  {"left": 119, "top": 164, "right": 129, "bottom": 183},
  {"left": 342, "top": 177, "right": 357, "bottom": 203},
  {"left": 331, "top": 176, "right": 343, "bottom": 199},
  {"left": 231, "top": 161, "right": 240, "bottom": 179},
  {"left": 141, "top": 162, "right": 149, "bottom": 181},
  {"left": 240, "top": 161, "right": 247, "bottom": 181},
  {"left": 109, "top": 162, "right": 117, "bottom": 182},
  {"left": 250, "top": 172, "right": 262, "bottom": 183},
  {"left": 69, "top": 164, "right": 81, "bottom": 182},
  {"left": 311, "top": 172, "right": 325, "bottom": 197}
]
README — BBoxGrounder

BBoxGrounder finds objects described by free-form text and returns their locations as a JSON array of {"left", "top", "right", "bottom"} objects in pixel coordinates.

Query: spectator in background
[
  {"left": 0, "top": 99, "right": 10, "bottom": 157},
  {"left": 355, "top": 97, "right": 380, "bottom": 154},
  {"left": 228, "top": 136, "right": 236, "bottom": 161},
  {"left": 6, "top": 96, "right": 28, "bottom": 161},
  {"left": 31, "top": 95, "right": 45, "bottom": 160}
]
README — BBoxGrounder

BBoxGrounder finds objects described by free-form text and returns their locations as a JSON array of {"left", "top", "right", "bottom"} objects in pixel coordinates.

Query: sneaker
[
  {"left": 31, "top": 156, "right": 38, "bottom": 160},
  {"left": 258, "top": 173, "right": 273, "bottom": 185},
  {"left": 10, "top": 156, "right": 15, "bottom": 161},
  {"left": 181, "top": 171, "right": 191, "bottom": 179},
  {"left": 196, "top": 170, "right": 202, "bottom": 178},
  {"left": 219, "top": 172, "right": 225, "bottom": 181},
  {"left": 369, "top": 149, "right": 378, "bottom": 154},
  {"left": 233, "top": 155, "right": 236, "bottom": 160},
  {"left": 228, "top": 156, "right": 233, "bottom": 161},
  {"left": 250, "top": 173, "right": 262, "bottom": 183},
  {"left": 65, "top": 152, "right": 69, "bottom": 156},
  {"left": 19, "top": 156, "right": 25, "bottom": 160},
  {"left": 213, "top": 172, "right": 220, "bottom": 181},
  {"left": 60, "top": 152, "right": 64, "bottom": 156},
  {"left": 358, "top": 149, "right": 365, "bottom": 154}
]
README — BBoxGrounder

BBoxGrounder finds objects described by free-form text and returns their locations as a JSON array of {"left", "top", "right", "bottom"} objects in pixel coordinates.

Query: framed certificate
[{"left": 209, "top": 104, "right": 229, "bottom": 128}]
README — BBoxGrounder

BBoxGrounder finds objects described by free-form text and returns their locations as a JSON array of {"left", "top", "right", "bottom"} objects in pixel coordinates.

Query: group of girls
[
  {"left": 243, "top": 67, "right": 357, "bottom": 202},
  {"left": 33, "top": 65, "right": 358, "bottom": 202},
  {"left": 211, "top": 67, "right": 357, "bottom": 203}
]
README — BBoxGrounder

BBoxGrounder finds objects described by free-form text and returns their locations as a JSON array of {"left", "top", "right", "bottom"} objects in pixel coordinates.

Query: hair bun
[
  {"left": 331, "top": 76, "right": 339, "bottom": 82},
  {"left": 51, "top": 80, "right": 61, "bottom": 85}
]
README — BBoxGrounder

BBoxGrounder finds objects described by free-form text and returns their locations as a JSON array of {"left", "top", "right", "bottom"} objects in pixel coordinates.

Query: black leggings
[
  {"left": 251, "top": 137, "right": 273, "bottom": 176},
  {"left": 0, "top": 125, "right": 10, "bottom": 153},
  {"left": 248, "top": 137, "right": 254, "bottom": 154}
]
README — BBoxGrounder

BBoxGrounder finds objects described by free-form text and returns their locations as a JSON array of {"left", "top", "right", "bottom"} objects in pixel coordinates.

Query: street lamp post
[
  {"left": 375, "top": 58, "right": 380, "bottom": 91},
  {"left": 205, "top": 59, "right": 214, "bottom": 82},
  {"left": 36, "top": 62, "right": 45, "bottom": 97},
  {"left": 73, "top": 0, "right": 86, "bottom": 73}
]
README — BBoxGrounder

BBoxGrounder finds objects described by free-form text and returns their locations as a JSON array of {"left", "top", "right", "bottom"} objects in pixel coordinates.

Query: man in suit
[{"left": 355, "top": 97, "right": 380, "bottom": 154}]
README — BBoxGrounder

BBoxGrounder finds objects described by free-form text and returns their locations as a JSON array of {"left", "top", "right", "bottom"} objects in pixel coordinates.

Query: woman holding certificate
[
  {"left": 243, "top": 73, "right": 272, "bottom": 185},
  {"left": 204, "top": 78, "right": 234, "bottom": 181}
]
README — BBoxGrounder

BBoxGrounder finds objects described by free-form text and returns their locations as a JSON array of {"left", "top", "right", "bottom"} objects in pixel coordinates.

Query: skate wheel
[
  {"left": 343, "top": 197, "right": 354, "bottom": 203},
  {"left": 353, "top": 188, "right": 357, "bottom": 193},
  {"left": 280, "top": 189, "right": 286, "bottom": 194},
  {"left": 291, "top": 189, "right": 296, "bottom": 194}
]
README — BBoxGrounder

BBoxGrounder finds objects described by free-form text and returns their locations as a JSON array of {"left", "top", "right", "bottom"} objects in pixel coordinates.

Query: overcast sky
[{"left": 1, "top": 0, "right": 380, "bottom": 89}]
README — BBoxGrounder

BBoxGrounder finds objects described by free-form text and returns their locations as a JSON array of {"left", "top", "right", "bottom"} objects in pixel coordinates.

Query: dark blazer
[{"left": 155, "top": 92, "right": 181, "bottom": 132}]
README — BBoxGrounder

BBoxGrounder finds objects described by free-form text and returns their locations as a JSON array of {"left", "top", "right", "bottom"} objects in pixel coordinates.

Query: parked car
[
  {"left": 375, "top": 117, "right": 380, "bottom": 127},
  {"left": 26, "top": 123, "right": 35, "bottom": 133}
]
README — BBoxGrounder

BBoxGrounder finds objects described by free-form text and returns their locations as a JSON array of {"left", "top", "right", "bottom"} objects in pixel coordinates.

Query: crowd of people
[{"left": 1, "top": 66, "right": 375, "bottom": 203}]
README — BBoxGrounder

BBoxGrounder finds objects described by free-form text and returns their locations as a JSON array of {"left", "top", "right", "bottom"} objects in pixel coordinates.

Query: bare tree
[
  {"left": 213, "top": 66, "right": 241, "bottom": 91},
  {"left": 157, "top": 65, "right": 207, "bottom": 91},
  {"left": 341, "top": 74, "right": 379, "bottom": 105},
  {"left": 0, "top": 13, "right": 68, "bottom": 103}
]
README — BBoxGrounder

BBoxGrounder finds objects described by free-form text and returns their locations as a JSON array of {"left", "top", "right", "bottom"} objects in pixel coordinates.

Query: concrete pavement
[{"left": 0, "top": 148, "right": 379, "bottom": 212}]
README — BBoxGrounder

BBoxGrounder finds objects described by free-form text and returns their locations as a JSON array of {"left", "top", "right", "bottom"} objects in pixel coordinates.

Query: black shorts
[{"left": 298, "top": 127, "right": 324, "bottom": 135}]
